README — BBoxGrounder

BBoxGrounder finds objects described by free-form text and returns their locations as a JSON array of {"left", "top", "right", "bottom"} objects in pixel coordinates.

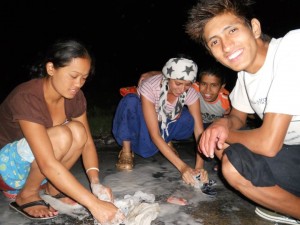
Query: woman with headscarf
[{"left": 112, "top": 57, "right": 207, "bottom": 186}]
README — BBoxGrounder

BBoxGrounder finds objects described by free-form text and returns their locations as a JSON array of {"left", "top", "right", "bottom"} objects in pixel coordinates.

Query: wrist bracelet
[{"left": 86, "top": 167, "right": 99, "bottom": 173}]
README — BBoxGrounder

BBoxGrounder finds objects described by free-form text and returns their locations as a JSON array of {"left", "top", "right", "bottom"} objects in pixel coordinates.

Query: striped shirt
[{"left": 138, "top": 74, "right": 199, "bottom": 116}]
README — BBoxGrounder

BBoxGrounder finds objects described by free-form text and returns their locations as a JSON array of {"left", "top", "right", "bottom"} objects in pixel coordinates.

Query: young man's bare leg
[{"left": 222, "top": 155, "right": 300, "bottom": 220}]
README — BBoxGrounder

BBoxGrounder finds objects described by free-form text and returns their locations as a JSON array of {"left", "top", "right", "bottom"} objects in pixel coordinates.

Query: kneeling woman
[
  {"left": 113, "top": 57, "right": 207, "bottom": 185},
  {"left": 0, "top": 39, "right": 123, "bottom": 224}
]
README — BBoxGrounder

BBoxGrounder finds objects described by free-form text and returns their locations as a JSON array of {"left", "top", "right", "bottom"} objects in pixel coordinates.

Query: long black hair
[{"left": 29, "top": 38, "right": 95, "bottom": 78}]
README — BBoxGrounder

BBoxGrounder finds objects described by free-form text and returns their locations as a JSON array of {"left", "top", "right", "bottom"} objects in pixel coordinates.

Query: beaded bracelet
[{"left": 86, "top": 167, "right": 99, "bottom": 173}]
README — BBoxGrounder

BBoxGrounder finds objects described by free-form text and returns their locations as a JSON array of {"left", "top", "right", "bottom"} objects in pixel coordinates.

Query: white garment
[
  {"left": 115, "top": 191, "right": 159, "bottom": 225},
  {"left": 95, "top": 191, "right": 160, "bottom": 225},
  {"left": 40, "top": 192, "right": 90, "bottom": 220},
  {"left": 230, "top": 29, "right": 300, "bottom": 145}
]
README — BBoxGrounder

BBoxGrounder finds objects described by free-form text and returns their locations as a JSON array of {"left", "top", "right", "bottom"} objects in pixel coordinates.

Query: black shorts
[{"left": 225, "top": 143, "right": 300, "bottom": 196}]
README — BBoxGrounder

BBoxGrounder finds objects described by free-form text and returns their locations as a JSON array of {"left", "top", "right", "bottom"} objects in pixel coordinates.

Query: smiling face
[
  {"left": 168, "top": 79, "right": 192, "bottom": 97},
  {"left": 46, "top": 57, "right": 91, "bottom": 99},
  {"left": 203, "top": 12, "right": 262, "bottom": 73},
  {"left": 199, "top": 73, "right": 224, "bottom": 102}
]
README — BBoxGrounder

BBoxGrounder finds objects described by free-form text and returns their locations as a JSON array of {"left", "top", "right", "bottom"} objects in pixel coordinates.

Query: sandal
[
  {"left": 116, "top": 150, "right": 134, "bottom": 171},
  {"left": 44, "top": 191, "right": 68, "bottom": 199},
  {"left": 9, "top": 200, "right": 58, "bottom": 220},
  {"left": 167, "top": 141, "right": 179, "bottom": 157},
  {"left": 42, "top": 190, "right": 78, "bottom": 206}
]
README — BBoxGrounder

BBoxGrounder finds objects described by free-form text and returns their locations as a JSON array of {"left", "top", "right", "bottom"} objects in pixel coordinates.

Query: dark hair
[
  {"left": 199, "top": 67, "right": 226, "bottom": 85},
  {"left": 175, "top": 53, "right": 193, "bottom": 60},
  {"left": 30, "top": 38, "right": 95, "bottom": 78},
  {"left": 185, "top": 0, "right": 259, "bottom": 48}
]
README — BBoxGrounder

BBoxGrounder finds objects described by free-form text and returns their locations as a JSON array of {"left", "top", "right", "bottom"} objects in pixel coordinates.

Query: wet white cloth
[
  {"left": 96, "top": 190, "right": 160, "bottom": 225},
  {"left": 192, "top": 174, "right": 204, "bottom": 189},
  {"left": 40, "top": 191, "right": 90, "bottom": 220},
  {"left": 91, "top": 183, "right": 113, "bottom": 202}
]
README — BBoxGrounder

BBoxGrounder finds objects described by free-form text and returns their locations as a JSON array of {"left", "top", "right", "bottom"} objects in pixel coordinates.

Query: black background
[{"left": 1, "top": 0, "right": 299, "bottom": 107}]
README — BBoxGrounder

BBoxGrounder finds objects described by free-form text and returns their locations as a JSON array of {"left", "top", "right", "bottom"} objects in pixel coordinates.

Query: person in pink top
[{"left": 112, "top": 57, "right": 209, "bottom": 187}]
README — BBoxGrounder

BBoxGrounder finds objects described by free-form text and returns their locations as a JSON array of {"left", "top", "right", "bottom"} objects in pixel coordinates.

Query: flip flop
[
  {"left": 44, "top": 192, "right": 68, "bottom": 199},
  {"left": 41, "top": 190, "right": 80, "bottom": 207},
  {"left": 9, "top": 200, "right": 58, "bottom": 220}
]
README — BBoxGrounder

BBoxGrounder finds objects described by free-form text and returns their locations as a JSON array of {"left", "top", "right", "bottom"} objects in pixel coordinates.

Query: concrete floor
[{"left": 0, "top": 140, "right": 277, "bottom": 225}]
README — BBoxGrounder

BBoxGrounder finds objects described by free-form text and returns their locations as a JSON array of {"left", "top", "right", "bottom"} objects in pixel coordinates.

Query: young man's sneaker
[{"left": 255, "top": 206, "right": 300, "bottom": 225}]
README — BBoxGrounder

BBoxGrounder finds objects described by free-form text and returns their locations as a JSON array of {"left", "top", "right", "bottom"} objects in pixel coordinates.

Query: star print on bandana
[
  {"left": 173, "top": 58, "right": 181, "bottom": 63},
  {"left": 166, "top": 67, "right": 175, "bottom": 76},
  {"left": 162, "top": 58, "right": 197, "bottom": 82},
  {"left": 183, "top": 65, "right": 195, "bottom": 75}
]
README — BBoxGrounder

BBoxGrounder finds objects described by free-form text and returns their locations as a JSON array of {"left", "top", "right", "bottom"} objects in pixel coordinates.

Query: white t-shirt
[
  {"left": 199, "top": 90, "right": 230, "bottom": 124},
  {"left": 230, "top": 29, "right": 300, "bottom": 145}
]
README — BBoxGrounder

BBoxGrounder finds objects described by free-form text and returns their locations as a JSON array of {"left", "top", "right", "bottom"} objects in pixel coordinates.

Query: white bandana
[{"left": 158, "top": 57, "right": 198, "bottom": 138}]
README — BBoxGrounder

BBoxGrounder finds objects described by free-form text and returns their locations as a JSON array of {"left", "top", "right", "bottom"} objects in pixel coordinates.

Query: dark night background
[{"left": 1, "top": 0, "right": 299, "bottom": 108}]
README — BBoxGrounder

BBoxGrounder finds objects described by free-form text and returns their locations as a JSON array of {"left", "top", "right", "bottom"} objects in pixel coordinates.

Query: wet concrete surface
[{"left": 0, "top": 140, "right": 276, "bottom": 225}]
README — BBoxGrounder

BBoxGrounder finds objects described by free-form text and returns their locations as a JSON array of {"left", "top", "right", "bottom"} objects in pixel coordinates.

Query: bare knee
[
  {"left": 48, "top": 121, "right": 87, "bottom": 161},
  {"left": 221, "top": 155, "right": 250, "bottom": 191},
  {"left": 48, "top": 125, "right": 73, "bottom": 159},
  {"left": 65, "top": 121, "right": 88, "bottom": 149}
]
